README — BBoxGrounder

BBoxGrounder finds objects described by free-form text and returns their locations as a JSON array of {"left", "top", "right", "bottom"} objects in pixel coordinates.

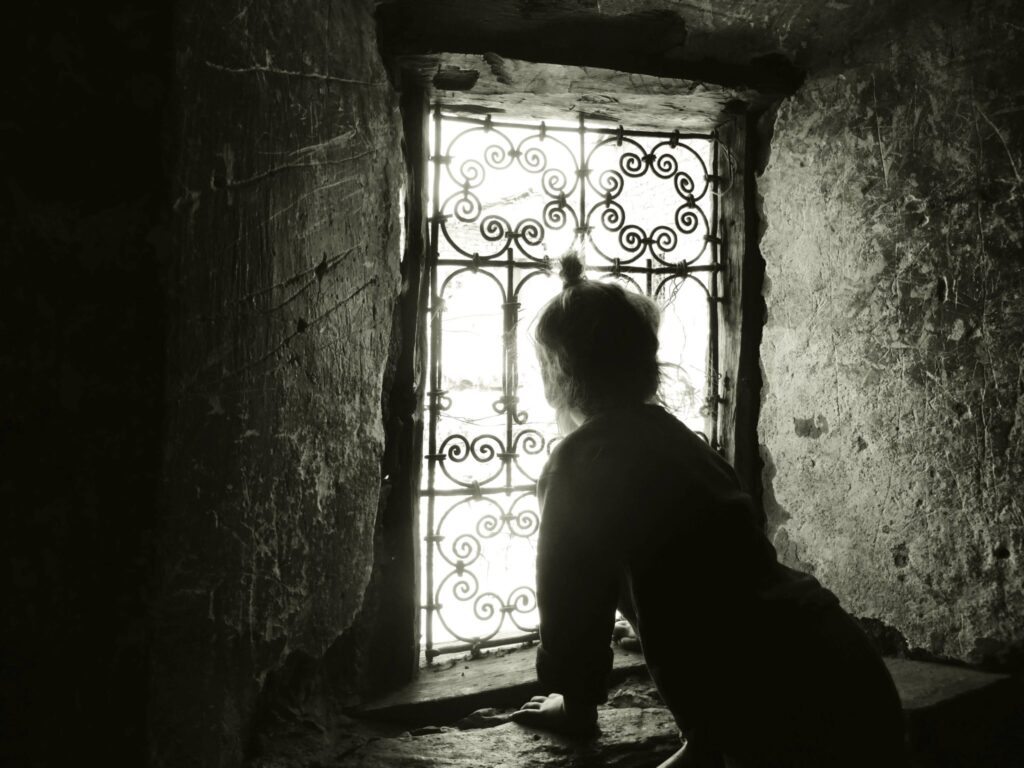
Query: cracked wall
[
  {"left": 151, "top": 1, "right": 403, "bottom": 765},
  {"left": 760, "top": 0, "right": 1024, "bottom": 666}
]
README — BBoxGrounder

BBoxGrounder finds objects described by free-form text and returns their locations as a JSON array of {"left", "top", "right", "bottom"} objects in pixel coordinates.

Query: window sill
[
  {"left": 338, "top": 653, "right": 1021, "bottom": 768},
  {"left": 356, "top": 644, "right": 646, "bottom": 728}
]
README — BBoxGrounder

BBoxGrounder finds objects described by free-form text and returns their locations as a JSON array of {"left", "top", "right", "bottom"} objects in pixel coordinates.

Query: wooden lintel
[
  {"left": 397, "top": 52, "right": 757, "bottom": 132},
  {"left": 379, "top": 5, "right": 803, "bottom": 98}
]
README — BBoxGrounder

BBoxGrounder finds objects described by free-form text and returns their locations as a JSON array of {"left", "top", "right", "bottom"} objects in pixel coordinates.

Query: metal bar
[
  {"left": 578, "top": 114, "right": 587, "bottom": 251},
  {"left": 437, "top": 111, "right": 714, "bottom": 142},
  {"left": 709, "top": 132, "right": 722, "bottom": 452},
  {"left": 504, "top": 257, "right": 516, "bottom": 490},
  {"left": 435, "top": 259, "right": 722, "bottom": 274},
  {"left": 425, "top": 103, "right": 443, "bottom": 659},
  {"left": 426, "top": 632, "right": 540, "bottom": 662},
  {"left": 429, "top": 484, "right": 539, "bottom": 498}
]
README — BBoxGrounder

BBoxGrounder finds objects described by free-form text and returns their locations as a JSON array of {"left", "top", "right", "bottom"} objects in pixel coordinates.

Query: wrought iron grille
[{"left": 421, "top": 106, "right": 722, "bottom": 661}]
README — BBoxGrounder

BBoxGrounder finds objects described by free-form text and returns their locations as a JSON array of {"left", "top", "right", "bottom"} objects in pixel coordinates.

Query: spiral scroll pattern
[{"left": 423, "top": 110, "right": 720, "bottom": 658}]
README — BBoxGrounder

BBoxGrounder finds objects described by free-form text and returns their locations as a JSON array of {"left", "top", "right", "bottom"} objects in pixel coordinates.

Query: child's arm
[{"left": 514, "top": 462, "right": 619, "bottom": 733}]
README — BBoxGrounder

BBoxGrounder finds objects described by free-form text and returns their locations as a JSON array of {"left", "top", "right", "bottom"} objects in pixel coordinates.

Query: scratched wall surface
[
  {"left": 151, "top": 1, "right": 402, "bottom": 764},
  {"left": 760, "top": 0, "right": 1024, "bottom": 664}
]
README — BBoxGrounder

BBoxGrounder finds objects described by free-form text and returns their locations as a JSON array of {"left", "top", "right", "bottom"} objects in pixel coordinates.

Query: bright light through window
[{"left": 420, "top": 108, "right": 720, "bottom": 661}]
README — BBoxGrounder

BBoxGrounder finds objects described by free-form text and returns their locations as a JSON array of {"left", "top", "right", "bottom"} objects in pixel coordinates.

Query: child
[{"left": 510, "top": 252, "right": 907, "bottom": 768}]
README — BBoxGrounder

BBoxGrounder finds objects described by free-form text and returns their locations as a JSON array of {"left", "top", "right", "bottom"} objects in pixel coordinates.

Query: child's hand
[{"left": 510, "top": 693, "right": 597, "bottom": 738}]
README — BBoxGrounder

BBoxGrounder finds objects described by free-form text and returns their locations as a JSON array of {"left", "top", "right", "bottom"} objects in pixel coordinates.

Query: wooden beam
[
  {"left": 400, "top": 53, "right": 751, "bottom": 131},
  {"left": 716, "top": 111, "right": 767, "bottom": 511},
  {"left": 379, "top": 5, "right": 803, "bottom": 98}
]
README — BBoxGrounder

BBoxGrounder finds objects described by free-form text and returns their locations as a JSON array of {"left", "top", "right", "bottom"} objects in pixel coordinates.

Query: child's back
[{"left": 536, "top": 403, "right": 907, "bottom": 767}]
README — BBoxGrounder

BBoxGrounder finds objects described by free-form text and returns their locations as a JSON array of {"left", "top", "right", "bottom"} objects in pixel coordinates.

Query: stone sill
[
  {"left": 345, "top": 648, "right": 1022, "bottom": 768},
  {"left": 357, "top": 645, "right": 1016, "bottom": 728},
  {"left": 357, "top": 644, "right": 646, "bottom": 727},
  {"left": 234, "top": 650, "right": 1024, "bottom": 768}
]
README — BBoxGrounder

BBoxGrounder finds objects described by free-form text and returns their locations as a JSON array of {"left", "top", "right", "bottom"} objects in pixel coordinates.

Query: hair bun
[{"left": 558, "top": 250, "right": 586, "bottom": 288}]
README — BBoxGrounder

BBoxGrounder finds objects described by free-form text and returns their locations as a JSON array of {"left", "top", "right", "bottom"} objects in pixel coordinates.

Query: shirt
[{"left": 533, "top": 403, "right": 838, "bottom": 736}]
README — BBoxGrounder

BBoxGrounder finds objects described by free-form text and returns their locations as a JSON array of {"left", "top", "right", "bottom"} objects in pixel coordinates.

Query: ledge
[
  {"left": 399, "top": 53, "right": 757, "bottom": 132},
  {"left": 886, "top": 656, "right": 1013, "bottom": 712},
  {"left": 349, "top": 650, "right": 1021, "bottom": 767},
  {"left": 886, "top": 658, "right": 1022, "bottom": 767},
  {"left": 251, "top": 653, "right": 1022, "bottom": 767},
  {"left": 358, "top": 648, "right": 1016, "bottom": 728},
  {"left": 356, "top": 644, "right": 645, "bottom": 727}
]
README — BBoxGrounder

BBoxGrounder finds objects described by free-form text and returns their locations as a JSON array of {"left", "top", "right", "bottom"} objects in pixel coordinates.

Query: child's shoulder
[{"left": 548, "top": 405, "right": 680, "bottom": 471}]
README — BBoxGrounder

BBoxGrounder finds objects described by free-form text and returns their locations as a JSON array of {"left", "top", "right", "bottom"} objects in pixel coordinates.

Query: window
[{"left": 419, "top": 105, "right": 725, "bottom": 662}]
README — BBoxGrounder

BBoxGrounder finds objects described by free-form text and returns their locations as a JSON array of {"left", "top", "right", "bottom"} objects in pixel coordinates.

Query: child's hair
[{"left": 534, "top": 250, "right": 661, "bottom": 415}]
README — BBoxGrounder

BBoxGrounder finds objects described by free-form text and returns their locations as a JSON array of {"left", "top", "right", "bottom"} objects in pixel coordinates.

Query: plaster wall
[
  {"left": 151, "top": 2, "right": 403, "bottom": 764},
  {"left": 760, "top": 0, "right": 1024, "bottom": 664}
]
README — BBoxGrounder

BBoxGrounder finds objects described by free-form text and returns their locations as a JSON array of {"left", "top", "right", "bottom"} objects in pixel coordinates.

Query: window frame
[
  {"left": 416, "top": 103, "right": 751, "bottom": 663},
  {"left": 389, "top": 74, "right": 766, "bottom": 672}
]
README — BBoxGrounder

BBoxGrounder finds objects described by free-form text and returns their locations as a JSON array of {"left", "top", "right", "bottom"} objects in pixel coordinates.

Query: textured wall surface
[
  {"left": 151, "top": 1, "right": 402, "bottom": 764},
  {"left": 13, "top": 1, "right": 1020, "bottom": 765},
  {"left": 390, "top": 0, "right": 919, "bottom": 84},
  {"left": 760, "top": 0, "right": 1024, "bottom": 664}
]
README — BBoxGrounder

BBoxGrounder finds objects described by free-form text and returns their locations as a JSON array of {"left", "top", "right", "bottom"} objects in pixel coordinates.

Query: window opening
[{"left": 422, "top": 105, "right": 722, "bottom": 662}]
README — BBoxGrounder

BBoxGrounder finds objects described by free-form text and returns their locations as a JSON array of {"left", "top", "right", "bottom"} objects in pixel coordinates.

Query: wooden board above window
[{"left": 398, "top": 53, "right": 763, "bottom": 133}]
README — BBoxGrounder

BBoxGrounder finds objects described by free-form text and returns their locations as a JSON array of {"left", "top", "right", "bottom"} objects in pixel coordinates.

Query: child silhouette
[{"left": 511, "top": 252, "right": 907, "bottom": 768}]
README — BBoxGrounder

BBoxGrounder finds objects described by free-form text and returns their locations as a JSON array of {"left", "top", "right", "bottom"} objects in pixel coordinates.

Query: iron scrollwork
[{"left": 422, "top": 108, "right": 721, "bottom": 660}]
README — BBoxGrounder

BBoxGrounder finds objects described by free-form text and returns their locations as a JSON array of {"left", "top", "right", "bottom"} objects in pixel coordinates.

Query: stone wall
[
  {"left": 151, "top": 2, "right": 403, "bottom": 765},
  {"left": 9, "top": 2, "right": 1021, "bottom": 766},
  {"left": 760, "top": 0, "right": 1024, "bottom": 665}
]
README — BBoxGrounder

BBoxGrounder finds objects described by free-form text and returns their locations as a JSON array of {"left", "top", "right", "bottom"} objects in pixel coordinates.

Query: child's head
[{"left": 534, "top": 251, "right": 661, "bottom": 423}]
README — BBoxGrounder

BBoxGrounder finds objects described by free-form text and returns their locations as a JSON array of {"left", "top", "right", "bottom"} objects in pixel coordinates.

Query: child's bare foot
[{"left": 510, "top": 693, "right": 598, "bottom": 738}]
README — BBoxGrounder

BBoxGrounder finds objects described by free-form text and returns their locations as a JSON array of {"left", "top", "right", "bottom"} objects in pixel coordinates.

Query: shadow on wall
[{"left": 760, "top": 445, "right": 808, "bottom": 570}]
